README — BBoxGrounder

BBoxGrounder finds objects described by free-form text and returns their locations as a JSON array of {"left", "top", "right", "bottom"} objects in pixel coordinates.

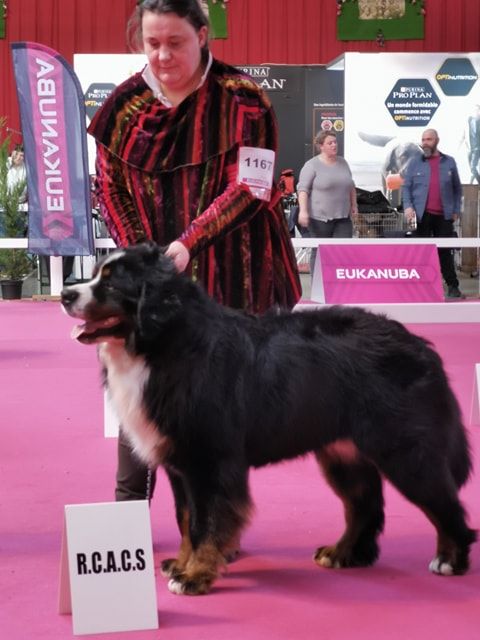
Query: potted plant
[{"left": 0, "top": 118, "right": 33, "bottom": 299}]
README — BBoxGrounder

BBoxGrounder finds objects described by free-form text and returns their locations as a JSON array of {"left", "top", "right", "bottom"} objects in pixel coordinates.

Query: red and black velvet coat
[{"left": 88, "top": 58, "right": 301, "bottom": 313}]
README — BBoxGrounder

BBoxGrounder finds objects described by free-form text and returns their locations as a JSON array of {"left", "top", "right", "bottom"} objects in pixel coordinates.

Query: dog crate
[{"left": 353, "top": 210, "right": 410, "bottom": 238}]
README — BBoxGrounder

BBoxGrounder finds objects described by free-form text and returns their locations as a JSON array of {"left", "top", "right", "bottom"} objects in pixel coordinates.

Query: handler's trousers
[{"left": 115, "top": 430, "right": 157, "bottom": 501}]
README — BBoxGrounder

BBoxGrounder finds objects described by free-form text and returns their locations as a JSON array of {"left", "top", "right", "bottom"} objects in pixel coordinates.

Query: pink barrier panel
[{"left": 311, "top": 243, "right": 444, "bottom": 303}]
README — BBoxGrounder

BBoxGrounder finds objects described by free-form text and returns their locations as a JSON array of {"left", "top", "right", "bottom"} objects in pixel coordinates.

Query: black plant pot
[{"left": 1, "top": 279, "right": 23, "bottom": 300}]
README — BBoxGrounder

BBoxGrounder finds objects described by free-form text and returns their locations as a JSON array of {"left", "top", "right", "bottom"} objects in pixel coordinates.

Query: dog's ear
[
  {"left": 137, "top": 280, "right": 182, "bottom": 339},
  {"left": 132, "top": 241, "right": 171, "bottom": 267},
  {"left": 141, "top": 242, "right": 178, "bottom": 275}
]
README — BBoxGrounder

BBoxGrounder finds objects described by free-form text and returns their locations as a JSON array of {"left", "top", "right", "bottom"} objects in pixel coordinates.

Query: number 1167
[{"left": 244, "top": 157, "right": 272, "bottom": 171}]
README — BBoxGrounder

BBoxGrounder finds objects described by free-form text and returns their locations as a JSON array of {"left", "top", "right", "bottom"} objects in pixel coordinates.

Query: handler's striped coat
[{"left": 88, "top": 58, "right": 301, "bottom": 313}]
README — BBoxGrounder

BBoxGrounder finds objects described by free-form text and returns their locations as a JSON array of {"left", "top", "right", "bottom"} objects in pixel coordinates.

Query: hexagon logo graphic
[
  {"left": 84, "top": 83, "right": 116, "bottom": 121},
  {"left": 436, "top": 58, "right": 478, "bottom": 96},
  {"left": 385, "top": 79, "right": 440, "bottom": 127}
]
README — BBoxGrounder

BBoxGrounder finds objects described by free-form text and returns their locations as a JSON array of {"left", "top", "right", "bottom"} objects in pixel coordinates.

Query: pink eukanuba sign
[{"left": 311, "top": 244, "right": 444, "bottom": 304}]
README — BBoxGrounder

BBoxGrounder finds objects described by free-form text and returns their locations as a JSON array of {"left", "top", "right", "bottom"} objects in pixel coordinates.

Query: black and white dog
[{"left": 61, "top": 243, "right": 476, "bottom": 595}]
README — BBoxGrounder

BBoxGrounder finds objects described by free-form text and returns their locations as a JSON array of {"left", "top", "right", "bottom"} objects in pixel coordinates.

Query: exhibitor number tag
[{"left": 237, "top": 146, "right": 275, "bottom": 201}]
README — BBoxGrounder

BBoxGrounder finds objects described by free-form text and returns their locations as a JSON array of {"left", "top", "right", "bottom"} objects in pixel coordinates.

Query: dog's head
[{"left": 61, "top": 243, "right": 183, "bottom": 345}]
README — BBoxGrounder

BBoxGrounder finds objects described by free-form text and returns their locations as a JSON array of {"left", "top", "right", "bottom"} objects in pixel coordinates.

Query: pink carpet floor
[{"left": 1, "top": 300, "right": 480, "bottom": 639}]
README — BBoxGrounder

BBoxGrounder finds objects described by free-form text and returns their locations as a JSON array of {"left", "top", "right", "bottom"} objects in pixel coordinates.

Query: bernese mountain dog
[{"left": 61, "top": 242, "right": 476, "bottom": 595}]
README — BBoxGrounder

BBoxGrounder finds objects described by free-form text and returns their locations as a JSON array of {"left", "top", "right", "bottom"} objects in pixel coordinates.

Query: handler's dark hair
[{"left": 128, "top": 0, "right": 210, "bottom": 58}]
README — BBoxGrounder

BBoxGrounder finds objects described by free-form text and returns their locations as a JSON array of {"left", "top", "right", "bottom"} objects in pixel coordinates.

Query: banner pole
[{"left": 50, "top": 256, "right": 63, "bottom": 296}]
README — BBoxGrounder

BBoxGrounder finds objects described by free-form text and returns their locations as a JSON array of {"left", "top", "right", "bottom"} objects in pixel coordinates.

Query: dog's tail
[{"left": 448, "top": 415, "right": 473, "bottom": 489}]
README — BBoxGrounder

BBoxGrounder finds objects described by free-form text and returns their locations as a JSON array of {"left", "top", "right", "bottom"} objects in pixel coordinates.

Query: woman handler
[{"left": 88, "top": 0, "right": 301, "bottom": 503}]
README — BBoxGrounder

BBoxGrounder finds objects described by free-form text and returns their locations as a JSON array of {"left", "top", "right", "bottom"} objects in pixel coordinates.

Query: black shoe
[{"left": 446, "top": 286, "right": 465, "bottom": 299}]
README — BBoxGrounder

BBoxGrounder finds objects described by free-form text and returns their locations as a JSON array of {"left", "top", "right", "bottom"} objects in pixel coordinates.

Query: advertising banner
[
  {"left": 11, "top": 42, "right": 94, "bottom": 256},
  {"left": 306, "top": 65, "right": 345, "bottom": 158},
  {"left": 311, "top": 243, "right": 444, "bottom": 304},
  {"left": 344, "top": 52, "right": 480, "bottom": 191}
]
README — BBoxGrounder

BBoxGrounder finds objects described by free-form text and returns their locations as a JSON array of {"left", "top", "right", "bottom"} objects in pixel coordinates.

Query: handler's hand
[{"left": 165, "top": 240, "right": 190, "bottom": 273}]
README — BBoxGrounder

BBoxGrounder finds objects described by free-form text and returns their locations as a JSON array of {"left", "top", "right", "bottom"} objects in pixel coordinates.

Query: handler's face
[{"left": 142, "top": 11, "right": 207, "bottom": 96}]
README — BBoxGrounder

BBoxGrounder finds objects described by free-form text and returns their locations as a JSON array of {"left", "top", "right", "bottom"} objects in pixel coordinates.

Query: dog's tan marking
[
  {"left": 323, "top": 439, "right": 360, "bottom": 463},
  {"left": 161, "top": 509, "right": 193, "bottom": 578},
  {"left": 177, "top": 510, "right": 193, "bottom": 566}
]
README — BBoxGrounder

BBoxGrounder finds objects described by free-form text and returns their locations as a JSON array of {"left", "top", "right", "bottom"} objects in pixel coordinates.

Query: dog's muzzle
[
  {"left": 61, "top": 285, "right": 126, "bottom": 344},
  {"left": 61, "top": 287, "right": 80, "bottom": 313}
]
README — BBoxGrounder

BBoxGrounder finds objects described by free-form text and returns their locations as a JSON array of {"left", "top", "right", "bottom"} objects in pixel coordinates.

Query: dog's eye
[{"left": 101, "top": 266, "right": 112, "bottom": 280}]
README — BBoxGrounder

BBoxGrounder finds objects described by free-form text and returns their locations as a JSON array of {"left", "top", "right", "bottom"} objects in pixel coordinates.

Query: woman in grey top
[{"left": 297, "top": 131, "right": 357, "bottom": 237}]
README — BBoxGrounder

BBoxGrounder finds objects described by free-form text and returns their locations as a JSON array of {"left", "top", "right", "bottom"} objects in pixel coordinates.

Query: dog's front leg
[
  {"left": 161, "top": 470, "right": 193, "bottom": 579},
  {"left": 165, "top": 465, "right": 251, "bottom": 595}
]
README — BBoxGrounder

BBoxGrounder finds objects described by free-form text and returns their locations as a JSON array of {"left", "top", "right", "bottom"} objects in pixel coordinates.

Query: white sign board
[
  {"left": 59, "top": 501, "right": 158, "bottom": 635},
  {"left": 74, "top": 54, "right": 147, "bottom": 174},
  {"left": 470, "top": 363, "right": 480, "bottom": 425}
]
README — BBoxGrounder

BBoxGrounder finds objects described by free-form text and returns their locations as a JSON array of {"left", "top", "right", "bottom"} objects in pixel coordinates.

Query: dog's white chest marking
[{"left": 99, "top": 343, "right": 169, "bottom": 467}]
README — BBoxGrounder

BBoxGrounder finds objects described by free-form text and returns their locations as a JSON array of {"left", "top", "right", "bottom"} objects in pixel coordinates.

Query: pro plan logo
[
  {"left": 84, "top": 83, "right": 116, "bottom": 120},
  {"left": 436, "top": 58, "right": 478, "bottom": 96},
  {"left": 238, "top": 66, "right": 287, "bottom": 91},
  {"left": 385, "top": 79, "right": 440, "bottom": 127}
]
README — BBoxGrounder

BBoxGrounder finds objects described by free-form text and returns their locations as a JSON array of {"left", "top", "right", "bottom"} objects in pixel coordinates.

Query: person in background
[
  {"left": 403, "top": 128, "right": 464, "bottom": 299},
  {"left": 297, "top": 130, "right": 357, "bottom": 275},
  {"left": 7, "top": 144, "right": 27, "bottom": 209},
  {"left": 87, "top": 0, "right": 301, "bottom": 507}
]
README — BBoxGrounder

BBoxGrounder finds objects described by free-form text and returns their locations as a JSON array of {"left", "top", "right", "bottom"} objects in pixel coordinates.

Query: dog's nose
[{"left": 61, "top": 287, "right": 79, "bottom": 308}]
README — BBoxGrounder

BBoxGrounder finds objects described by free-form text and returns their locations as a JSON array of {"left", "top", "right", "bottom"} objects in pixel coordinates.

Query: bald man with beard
[{"left": 402, "top": 128, "right": 464, "bottom": 299}]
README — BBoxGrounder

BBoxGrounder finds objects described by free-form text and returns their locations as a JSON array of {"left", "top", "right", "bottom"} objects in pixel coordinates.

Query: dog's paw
[
  {"left": 162, "top": 558, "right": 216, "bottom": 595},
  {"left": 313, "top": 543, "right": 378, "bottom": 569},
  {"left": 160, "top": 558, "right": 181, "bottom": 579},
  {"left": 429, "top": 556, "right": 457, "bottom": 576},
  {"left": 167, "top": 575, "right": 213, "bottom": 596},
  {"left": 167, "top": 577, "right": 186, "bottom": 595},
  {"left": 314, "top": 546, "right": 345, "bottom": 569},
  {"left": 428, "top": 553, "right": 469, "bottom": 576}
]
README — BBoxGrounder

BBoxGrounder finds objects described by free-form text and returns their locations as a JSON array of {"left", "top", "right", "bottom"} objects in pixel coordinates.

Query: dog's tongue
[
  {"left": 71, "top": 324, "right": 87, "bottom": 340},
  {"left": 70, "top": 317, "right": 121, "bottom": 341}
]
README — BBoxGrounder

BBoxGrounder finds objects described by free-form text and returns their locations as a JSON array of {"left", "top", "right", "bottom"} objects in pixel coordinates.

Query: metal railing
[{"left": 1, "top": 236, "right": 480, "bottom": 296}]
